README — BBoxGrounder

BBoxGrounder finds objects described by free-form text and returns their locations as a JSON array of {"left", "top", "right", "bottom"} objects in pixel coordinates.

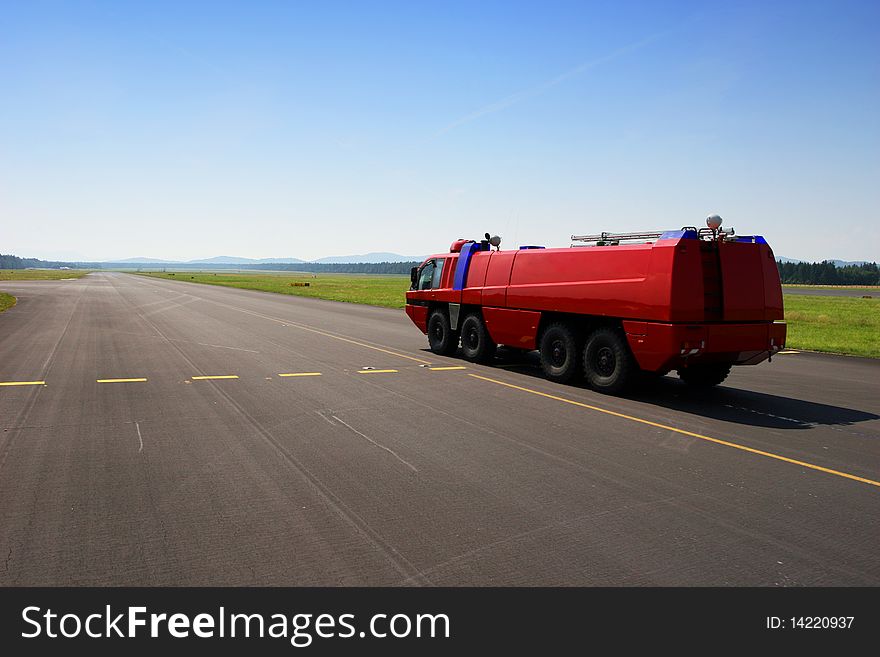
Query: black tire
[
  {"left": 459, "top": 313, "right": 496, "bottom": 363},
  {"left": 538, "top": 323, "right": 581, "bottom": 383},
  {"left": 677, "top": 363, "right": 731, "bottom": 387},
  {"left": 427, "top": 309, "right": 458, "bottom": 356},
  {"left": 583, "top": 327, "right": 635, "bottom": 394}
]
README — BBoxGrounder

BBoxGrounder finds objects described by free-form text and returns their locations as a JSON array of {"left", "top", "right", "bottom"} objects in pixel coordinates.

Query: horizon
[
  {"left": 5, "top": 248, "right": 876, "bottom": 267},
  {"left": 3, "top": 1, "right": 879, "bottom": 262}
]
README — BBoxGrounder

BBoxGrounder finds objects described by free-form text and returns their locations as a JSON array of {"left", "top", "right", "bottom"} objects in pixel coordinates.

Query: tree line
[
  {"left": 776, "top": 260, "right": 879, "bottom": 286},
  {"left": 1, "top": 254, "right": 95, "bottom": 269}
]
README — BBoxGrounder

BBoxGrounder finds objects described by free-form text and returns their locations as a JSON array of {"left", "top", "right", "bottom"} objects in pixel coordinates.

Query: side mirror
[{"left": 410, "top": 266, "right": 418, "bottom": 289}]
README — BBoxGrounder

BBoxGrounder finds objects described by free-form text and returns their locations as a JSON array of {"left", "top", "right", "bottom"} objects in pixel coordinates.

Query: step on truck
[{"left": 405, "top": 215, "right": 786, "bottom": 394}]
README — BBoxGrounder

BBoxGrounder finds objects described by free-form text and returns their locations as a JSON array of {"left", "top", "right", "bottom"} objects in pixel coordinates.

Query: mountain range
[{"left": 107, "top": 252, "right": 424, "bottom": 265}]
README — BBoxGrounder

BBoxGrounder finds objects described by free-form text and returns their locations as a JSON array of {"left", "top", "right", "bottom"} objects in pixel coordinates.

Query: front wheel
[
  {"left": 427, "top": 309, "right": 458, "bottom": 356},
  {"left": 677, "top": 363, "right": 731, "bottom": 387},
  {"left": 583, "top": 327, "right": 635, "bottom": 395},
  {"left": 459, "top": 313, "right": 496, "bottom": 363}
]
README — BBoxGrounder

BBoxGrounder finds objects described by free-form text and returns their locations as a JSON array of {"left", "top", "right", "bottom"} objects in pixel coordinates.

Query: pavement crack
[
  {"left": 315, "top": 410, "right": 338, "bottom": 426},
  {"left": 330, "top": 414, "right": 419, "bottom": 473},
  {"left": 105, "top": 284, "right": 429, "bottom": 584}
]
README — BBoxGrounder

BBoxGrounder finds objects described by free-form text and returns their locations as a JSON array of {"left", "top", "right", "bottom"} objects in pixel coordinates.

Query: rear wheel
[
  {"left": 677, "top": 363, "right": 731, "bottom": 387},
  {"left": 459, "top": 313, "right": 496, "bottom": 363},
  {"left": 583, "top": 327, "right": 635, "bottom": 395},
  {"left": 538, "top": 323, "right": 581, "bottom": 383},
  {"left": 427, "top": 309, "right": 458, "bottom": 356}
]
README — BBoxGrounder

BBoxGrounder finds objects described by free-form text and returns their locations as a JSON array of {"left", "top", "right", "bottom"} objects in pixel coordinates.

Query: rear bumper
[{"left": 623, "top": 321, "right": 787, "bottom": 373}]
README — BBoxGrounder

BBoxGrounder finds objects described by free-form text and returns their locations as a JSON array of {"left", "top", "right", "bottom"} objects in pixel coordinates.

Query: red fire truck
[{"left": 405, "top": 216, "right": 785, "bottom": 394}]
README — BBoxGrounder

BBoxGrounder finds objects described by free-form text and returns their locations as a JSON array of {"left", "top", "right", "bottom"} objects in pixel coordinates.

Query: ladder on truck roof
[
  {"left": 571, "top": 230, "right": 663, "bottom": 244},
  {"left": 571, "top": 226, "right": 734, "bottom": 246}
]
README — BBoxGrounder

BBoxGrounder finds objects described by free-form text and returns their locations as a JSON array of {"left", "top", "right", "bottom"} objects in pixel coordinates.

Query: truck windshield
[
  {"left": 417, "top": 258, "right": 446, "bottom": 290},
  {"left": 418, "top": 261, "right": 435, "bottom": 290}
]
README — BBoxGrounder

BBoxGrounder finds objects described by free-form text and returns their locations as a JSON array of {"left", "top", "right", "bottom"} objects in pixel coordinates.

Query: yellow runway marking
[
  {"left": 131, "top": 277, "right": 434, "bottom": 365},
  {"left": 468, "top": 373, "right": 880, "bottom": 489},
  {"left": 779, "top": 351, "right": 800, "bottom": 354},
  {"left": 290, "top": 326, "right": 432, "bottom": 364},
  {"left": 192, "top": 375, "right": 239, "bottom": 380},
  {"left": 429, "top": 366, "right": 467, "bottom": 371},
  {"left": 357, "top": 369, "right": 398, "bottom": 374},
  {"left": 0, "top": 381, "right": 45, "bottom": 387},
  {"left": 279, "top": 372, "right": 323, "bottom": 377},
  {"left": 97, "top": 378, "right": 147, "bottom": 383}
]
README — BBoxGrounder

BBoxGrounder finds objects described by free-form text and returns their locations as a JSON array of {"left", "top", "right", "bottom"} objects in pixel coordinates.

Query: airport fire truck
[{"left": 405, "top": 216, "right": 785, "bottom": 394}]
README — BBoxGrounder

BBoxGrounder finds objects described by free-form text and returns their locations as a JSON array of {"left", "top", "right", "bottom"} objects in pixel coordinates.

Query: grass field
[
  {"left": 0, "top": 292, "right": 15, "bottom": 313},
  {"left": 0, "top": 269, "right": 90, "bottom": 280},
  {"left": 1, "top": 270, "right": 90, "bottom": 314},
  {"left": 783, "top": 294, "right": 879, "bottom": 358},
  {"left": 139, "top": 271, "right": 411, "bottom": 309}
]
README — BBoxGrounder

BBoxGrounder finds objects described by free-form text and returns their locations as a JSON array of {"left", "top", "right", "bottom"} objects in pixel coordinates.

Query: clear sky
[{"left": 2, "top": 0, "right": 878, "bottom": 262}]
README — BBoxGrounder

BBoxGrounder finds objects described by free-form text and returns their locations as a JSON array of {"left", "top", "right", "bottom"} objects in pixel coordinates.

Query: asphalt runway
[{"left": 1, "top": 273, "right": 878, "bottom": 586}]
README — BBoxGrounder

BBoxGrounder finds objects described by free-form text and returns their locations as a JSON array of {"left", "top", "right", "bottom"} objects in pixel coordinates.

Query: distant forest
[
  {"left": 776, "top": 261, "right": 879, "bottom": 286},
  {"left": 1, "top": 254, "right": 92, "bottom": 269}
]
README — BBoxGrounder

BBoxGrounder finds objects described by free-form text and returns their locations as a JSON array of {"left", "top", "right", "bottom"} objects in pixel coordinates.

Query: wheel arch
[{"left": 536, "top": 312, "right": 621, "bottom": 344}]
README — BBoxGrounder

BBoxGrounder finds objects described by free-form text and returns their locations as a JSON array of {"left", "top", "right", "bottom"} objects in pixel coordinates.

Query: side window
[
  {"left": 431, "top": 258, "right": 445, "bottom": 289},
  {"left": 418, "top": 261, "right": 435, "bottom": 290}
]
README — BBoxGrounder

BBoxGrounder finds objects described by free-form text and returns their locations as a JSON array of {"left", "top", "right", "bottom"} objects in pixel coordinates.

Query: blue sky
[{"left": 1, "top": 0, "right": 878, "bottom": 261}]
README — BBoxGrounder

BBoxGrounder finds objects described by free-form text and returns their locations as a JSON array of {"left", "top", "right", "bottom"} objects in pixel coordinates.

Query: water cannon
[
  {"left": 706, "top": 214, "right": 723, "bottom": 231},
  {"left": 485, "top": 233, "right": 502, "bottom": 250}
]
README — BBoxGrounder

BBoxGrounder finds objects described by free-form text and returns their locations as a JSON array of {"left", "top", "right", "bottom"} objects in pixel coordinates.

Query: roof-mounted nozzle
[{"left": 706, "top": 214, "right": 722, "bottom": 230}]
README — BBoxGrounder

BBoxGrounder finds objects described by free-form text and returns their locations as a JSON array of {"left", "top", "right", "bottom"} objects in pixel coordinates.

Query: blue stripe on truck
[{"left": 453, "top": 241, "right": 482, "bottom": 291}]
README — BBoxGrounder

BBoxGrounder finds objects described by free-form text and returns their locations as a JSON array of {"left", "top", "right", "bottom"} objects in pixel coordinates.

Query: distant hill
[
  {"left": 312, "top": 252, "right": 425, "bottom": 264},
  {"left": 106, "top": 253, "right": 414, "bottom": 265},
  {"left": 109, "top": 256, "right": 306, "bottom": 265},
  {"left": 186, "top": 256, "right": 260, "bottom": 265},
  {"left": 185, "top": 256, "right": 305, "bottom": 265},
  {"left": 111, "top": 256, "right": 179, "bottom": 264},
  {"left": 254, "top": 257, "right": 307, "bottom": 264},
  {"left": 829, "top": 259, "right": 870, "bottom": 267}
]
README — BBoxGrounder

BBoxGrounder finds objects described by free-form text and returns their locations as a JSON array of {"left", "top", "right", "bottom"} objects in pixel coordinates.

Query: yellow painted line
[
  {"left": 468, "top": 373, "right": 880, "bottom": 489},
  {"left": 97, "top": 378, "right": 147, "bottom": 383},
  {"left": 291, "top": 326, "right": 432, "bottom": 364},
  {"left": 429, "top": 366, "right": 467, "bottom": 371},
  {"left": 779, "top": 351, "right": 800, "bottom": 354},
  {"left": 0, "top": 381, "right": 45, "bottom": 387},
  {"left": 135, "top": 281, "right": 433, "bottom": 365},
  {"left": 191, "top": 375, "right": 239, "bottom": 380},
  {"left": 357, "top": 369, "right": 398, "bottom": 374},
  {"left": 279, "top": 372, "right": 323, "bottom": 377}
]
